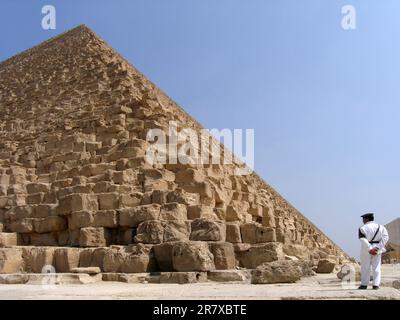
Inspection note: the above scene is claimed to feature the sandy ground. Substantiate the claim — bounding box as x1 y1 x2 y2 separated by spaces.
0 265 399 300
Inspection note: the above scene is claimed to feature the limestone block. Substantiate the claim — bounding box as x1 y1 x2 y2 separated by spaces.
79 247 107 269
235 242 284 269
163 221 191 242
26 183 50 194
33 216 67 233
79 227 110 247
71 267 101 274
240 223 276 244
98 193 120 210
159 272 207 284
153 242 175 271
58 193 98 215
93 210 118 228
112 169 136 184
120 192 142 207
190 219 226 242
208 242 236 270
54 248 80 272
316 259 336 273
151 190 168 204
207 270 250 282
282 244 310 260
0 233 18 247
29 233 58 246
0 197 9 208
119 204 160 227
22 247 56 273
68 211 93 230
134 220 164 244
187 205 216 220
160 203 187 220
226 223 242 243
9 218 34 233
251 260 309 284
167 189 200 206
175 168 205 184
172 241 215 272
226 200 250 222
103 245 156 273
0 248 23 273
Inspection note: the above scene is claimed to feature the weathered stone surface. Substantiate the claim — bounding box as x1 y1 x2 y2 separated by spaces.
226 223 242 243
33 216 67 233
68 211 93 230
21 247 56 273
79 227 110 247
187 205 216 220
71 267 101 274
54 248 80 272
102 273 149 283
119 204 160 227
190 219 226 242
160 203 187 220
0 248 23 273
58 194 98 215
0 233 18 247
153 242 175 271
98 193 120 210
134 220 164 244
120 193 142 208
235 242 284 269
251 260 313 284
78 247 107 269
282 244 310 260
207 270 250 282
103 245 156 273
93 210 118 228
316 259 336 274
172 241 215 272
134 220 190 244
0 273 30 284
240 223 276 243
208 242 236 270
158 272 207 284
26 273 102 285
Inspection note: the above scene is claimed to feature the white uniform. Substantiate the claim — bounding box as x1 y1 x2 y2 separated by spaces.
359 221 389 287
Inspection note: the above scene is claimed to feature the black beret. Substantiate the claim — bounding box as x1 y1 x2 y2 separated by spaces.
361 213 374 220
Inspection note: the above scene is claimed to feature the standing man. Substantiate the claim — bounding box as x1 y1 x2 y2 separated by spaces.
358 213 389 290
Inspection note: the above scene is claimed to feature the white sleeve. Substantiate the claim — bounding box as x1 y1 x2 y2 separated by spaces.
360 237 372 250
377 226 389 250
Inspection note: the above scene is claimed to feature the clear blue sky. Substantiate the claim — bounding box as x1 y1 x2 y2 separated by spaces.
1 1 399 257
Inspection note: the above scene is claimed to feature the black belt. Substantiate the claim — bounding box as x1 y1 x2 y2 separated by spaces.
369 225 381 245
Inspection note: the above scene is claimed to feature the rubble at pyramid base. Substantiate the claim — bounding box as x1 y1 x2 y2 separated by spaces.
0 25 349 284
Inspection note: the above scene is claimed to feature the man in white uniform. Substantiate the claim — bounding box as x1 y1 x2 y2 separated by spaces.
358 213 389 290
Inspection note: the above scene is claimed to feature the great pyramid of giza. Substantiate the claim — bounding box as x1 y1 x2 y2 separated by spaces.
0 25 348 283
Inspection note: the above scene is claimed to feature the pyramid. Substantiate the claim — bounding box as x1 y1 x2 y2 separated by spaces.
0 25 348 280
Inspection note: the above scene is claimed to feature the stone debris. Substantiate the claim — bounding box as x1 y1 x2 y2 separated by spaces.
316 258 337 274
0 25 349 284
207 270 250 282
251 260 314 284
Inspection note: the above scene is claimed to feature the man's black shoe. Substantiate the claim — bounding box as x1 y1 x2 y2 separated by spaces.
358 285 368 290
372 286 379 290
